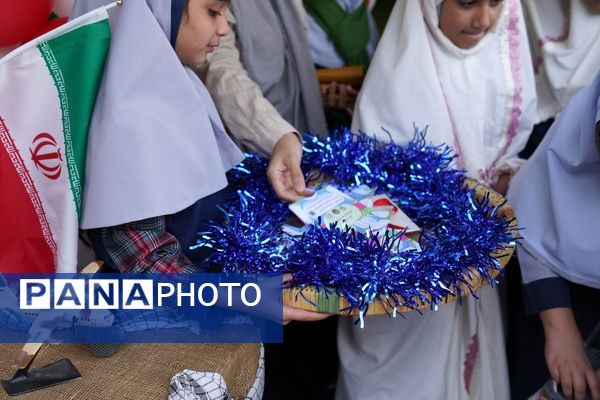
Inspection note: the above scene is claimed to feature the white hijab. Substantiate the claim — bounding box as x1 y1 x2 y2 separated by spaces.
523 0 600 122
352 0 536 185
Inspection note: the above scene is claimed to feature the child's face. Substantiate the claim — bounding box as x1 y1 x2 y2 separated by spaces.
175 0 229 65
439 0 504 49
584 0 600 13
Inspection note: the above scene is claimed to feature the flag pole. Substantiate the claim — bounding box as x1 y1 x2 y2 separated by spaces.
105 0 125 11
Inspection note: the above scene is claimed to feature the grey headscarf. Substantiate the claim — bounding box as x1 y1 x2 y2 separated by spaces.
508 72 600 288
71 0 244 229
231 0 328 136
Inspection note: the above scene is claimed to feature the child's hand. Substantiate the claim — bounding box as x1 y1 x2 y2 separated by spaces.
541 308 600 400
267 132 313 202
492 172 511 196
320 81 358 114
282 273 331 324
283 305 331 325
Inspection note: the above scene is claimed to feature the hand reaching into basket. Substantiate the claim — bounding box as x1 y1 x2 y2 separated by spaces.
267 132 314 202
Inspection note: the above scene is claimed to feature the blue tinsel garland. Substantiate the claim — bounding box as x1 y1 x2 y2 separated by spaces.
195 128 516 315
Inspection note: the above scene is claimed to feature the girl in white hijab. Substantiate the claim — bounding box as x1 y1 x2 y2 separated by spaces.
352 0 536 193
523 0 600 124
339 1 536 399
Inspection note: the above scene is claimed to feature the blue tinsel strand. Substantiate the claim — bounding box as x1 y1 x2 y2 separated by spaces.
193 191 287 274
195 129 516 314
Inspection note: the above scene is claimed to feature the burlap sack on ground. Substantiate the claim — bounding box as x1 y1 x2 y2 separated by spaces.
0 343 260 399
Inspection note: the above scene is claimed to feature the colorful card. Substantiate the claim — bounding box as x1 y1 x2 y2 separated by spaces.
289 185 421 235
288 186 354 225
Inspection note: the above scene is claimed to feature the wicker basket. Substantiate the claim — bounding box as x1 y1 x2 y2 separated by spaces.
282 179 516 316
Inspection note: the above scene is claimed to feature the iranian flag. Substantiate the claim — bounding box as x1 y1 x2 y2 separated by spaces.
0 7 111 273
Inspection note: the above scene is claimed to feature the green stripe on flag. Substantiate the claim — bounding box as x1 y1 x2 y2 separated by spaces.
38 20 110 219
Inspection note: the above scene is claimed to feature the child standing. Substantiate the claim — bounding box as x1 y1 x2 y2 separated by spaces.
71 0 328 325
72 0 245 273
340 1 536 398
508 73 600 400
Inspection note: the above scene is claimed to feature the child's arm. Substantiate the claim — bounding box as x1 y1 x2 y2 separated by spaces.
204 10 297 158
519 241 600 400
204 11 310 202
540 308 600 400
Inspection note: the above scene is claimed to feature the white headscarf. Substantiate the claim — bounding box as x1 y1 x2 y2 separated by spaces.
352 0 537 185
523 0 600 122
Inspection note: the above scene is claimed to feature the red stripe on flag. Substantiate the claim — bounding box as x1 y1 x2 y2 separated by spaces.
0 117 56 273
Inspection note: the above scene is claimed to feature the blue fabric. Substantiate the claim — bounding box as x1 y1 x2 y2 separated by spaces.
170 0 185 48
169 188 229 265
88 228 118 271
523 277 571 315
